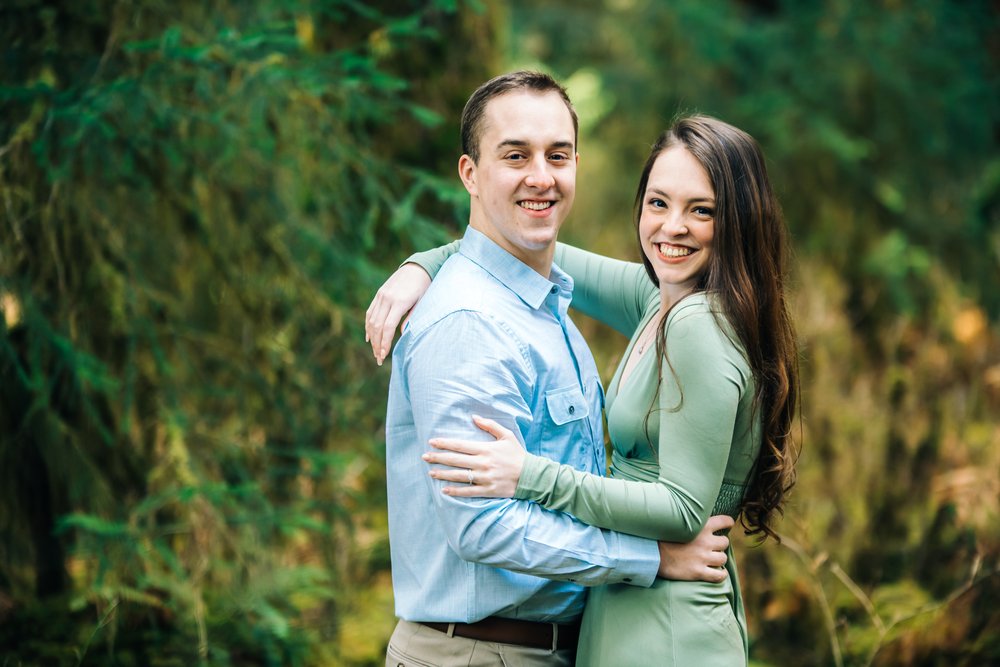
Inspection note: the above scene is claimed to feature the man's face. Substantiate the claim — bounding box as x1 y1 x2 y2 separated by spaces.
459 90 578 275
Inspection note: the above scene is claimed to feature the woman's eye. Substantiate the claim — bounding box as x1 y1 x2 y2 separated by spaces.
649 198 666 208
694 206 714 217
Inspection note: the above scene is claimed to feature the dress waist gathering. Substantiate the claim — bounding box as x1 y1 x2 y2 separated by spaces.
610 451 746 518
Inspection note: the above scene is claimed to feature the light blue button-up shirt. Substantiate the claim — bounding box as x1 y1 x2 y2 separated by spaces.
385 227 659 624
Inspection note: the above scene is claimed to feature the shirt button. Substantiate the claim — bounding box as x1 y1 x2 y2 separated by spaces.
623 577 632 583
550 285 558 294
568 405 575 415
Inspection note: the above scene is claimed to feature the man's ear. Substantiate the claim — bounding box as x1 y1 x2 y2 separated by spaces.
458 154 477 196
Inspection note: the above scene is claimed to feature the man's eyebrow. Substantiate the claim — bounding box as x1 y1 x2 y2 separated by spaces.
495 139 528 149
494 139 575 151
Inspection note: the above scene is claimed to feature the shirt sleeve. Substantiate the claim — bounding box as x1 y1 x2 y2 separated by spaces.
553 243 657 338
513 301 751 542
404 310 660 587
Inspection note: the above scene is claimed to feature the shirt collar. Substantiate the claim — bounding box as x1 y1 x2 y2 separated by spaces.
459 226 568 310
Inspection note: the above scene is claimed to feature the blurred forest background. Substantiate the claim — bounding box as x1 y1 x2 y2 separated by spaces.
1 0 998 665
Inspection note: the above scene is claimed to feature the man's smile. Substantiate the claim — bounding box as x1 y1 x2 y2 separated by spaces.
518 200 554 211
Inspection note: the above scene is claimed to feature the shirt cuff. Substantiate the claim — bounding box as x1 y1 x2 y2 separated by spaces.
609 531 660 588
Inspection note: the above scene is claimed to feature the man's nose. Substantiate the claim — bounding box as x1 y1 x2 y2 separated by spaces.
524 157 555 189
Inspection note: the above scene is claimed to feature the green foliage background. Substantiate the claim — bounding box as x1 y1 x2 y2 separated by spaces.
1 0 997 665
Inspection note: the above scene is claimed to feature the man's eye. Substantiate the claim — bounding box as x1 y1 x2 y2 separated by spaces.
549 153 568 162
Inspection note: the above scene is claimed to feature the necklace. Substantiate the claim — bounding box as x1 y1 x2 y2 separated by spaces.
636 329 655 355
635 312 665 355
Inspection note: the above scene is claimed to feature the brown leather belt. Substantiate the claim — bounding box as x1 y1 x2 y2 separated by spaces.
418 616 580 651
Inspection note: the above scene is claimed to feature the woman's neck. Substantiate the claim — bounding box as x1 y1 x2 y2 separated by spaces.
659 286 696 313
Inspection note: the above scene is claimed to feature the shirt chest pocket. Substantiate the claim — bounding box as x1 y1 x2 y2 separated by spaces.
544 385 590 425
539 384 599 470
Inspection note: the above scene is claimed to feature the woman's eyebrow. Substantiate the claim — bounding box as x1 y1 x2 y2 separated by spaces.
647 187 715 204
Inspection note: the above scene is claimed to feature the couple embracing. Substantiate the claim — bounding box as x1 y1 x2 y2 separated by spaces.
365 70 799 667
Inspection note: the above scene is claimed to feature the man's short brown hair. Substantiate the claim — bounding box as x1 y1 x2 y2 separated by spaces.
460 71 578 163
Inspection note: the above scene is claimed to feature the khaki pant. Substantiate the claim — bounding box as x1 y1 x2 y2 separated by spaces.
386 619 575 667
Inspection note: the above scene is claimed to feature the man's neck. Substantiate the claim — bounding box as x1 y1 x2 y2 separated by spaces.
468 221 555 278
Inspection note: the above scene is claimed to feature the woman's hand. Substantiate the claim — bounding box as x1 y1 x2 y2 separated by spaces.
365 263 432 365
422 416 525 498
657 514 734 582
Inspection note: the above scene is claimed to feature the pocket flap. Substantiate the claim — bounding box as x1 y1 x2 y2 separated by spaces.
544 385 590 426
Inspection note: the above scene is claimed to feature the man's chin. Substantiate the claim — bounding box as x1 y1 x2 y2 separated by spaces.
521 236 558 252
523 224 563 247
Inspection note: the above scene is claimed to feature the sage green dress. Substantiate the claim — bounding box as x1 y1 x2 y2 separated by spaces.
410 241 756 666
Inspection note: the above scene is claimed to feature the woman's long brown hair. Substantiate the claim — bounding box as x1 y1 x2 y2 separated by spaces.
635 115 800 542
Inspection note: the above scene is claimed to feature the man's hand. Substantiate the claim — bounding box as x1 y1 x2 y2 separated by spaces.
657 514 734 583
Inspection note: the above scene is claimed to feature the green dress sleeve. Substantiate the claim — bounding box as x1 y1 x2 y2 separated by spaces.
515 297 752 542
553 243 657 338
408 239 656 339
405 239 461 278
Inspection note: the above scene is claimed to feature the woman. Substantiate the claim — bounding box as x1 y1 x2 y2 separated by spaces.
367 115 799 665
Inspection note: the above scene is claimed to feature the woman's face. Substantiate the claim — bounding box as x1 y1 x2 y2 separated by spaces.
638 145 716 307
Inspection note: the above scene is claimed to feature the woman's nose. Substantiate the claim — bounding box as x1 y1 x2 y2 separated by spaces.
665 214 689 236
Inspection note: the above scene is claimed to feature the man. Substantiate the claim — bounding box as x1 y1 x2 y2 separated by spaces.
377 71 730 667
